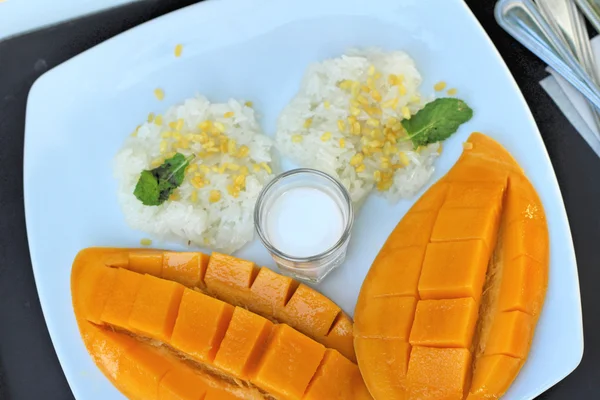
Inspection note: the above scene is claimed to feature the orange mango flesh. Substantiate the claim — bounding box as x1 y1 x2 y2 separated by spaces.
100 268 143 330
72 248 371 400
354 133 549 399
92 248 355 362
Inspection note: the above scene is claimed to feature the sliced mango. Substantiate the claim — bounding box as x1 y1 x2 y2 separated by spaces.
214 307 273 379
158 367 208 400
354 133 548 400
409 298 478 348
118 343 171 400
251 324 326 400
354 296 416 339
362 246 426 298
170 288 234 362
204 252 258 305
249 266 299 318
467 355 522 400
354 337 410 400
406 347 472 400
386 211 439 249
304 349 372 400
128 274 184 342
320 315 356 363
281 284 341 339
484 311 534 358
162 251 208 288
129 251 163 276
418 240 489 300
497 255 546 316
101 267 143 330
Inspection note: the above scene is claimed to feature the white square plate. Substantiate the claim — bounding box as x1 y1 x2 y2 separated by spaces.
24 0 583 398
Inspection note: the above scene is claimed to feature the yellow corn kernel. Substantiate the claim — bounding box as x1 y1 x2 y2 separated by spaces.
207 147 220 153
190 190 198 203
161 131 172 139
152 115 163 126
367 77 375 89
337 119 346 132
227 139 237 154
198 120 212 131
151 157 164 167
154 88 165 101
386 117 398 127
347 115 356 125
211 166 219 172
339 138 346 148
438 143 443 154
338 80 353 90
321 132 332 142
371 128 382 138
361 84 371 93
370 140 383 148
252 164 261 172
260 162 272 174
227 163 240 171
174 44 183 57
463 142 474 150
381 98 396 109
245 101 253 107
447 88 458 96
140 238 152 246
186 163 198 174
224 111 235 118
374 170 382 182
209 190 221 203
401 106 411 120
350 99 360 108
357 95 369 106
220 140 228 153
368 65 376 76
237 145 250 158
398 84 407 96
235 174 246 187
324 100 331 109
147 112 155 123
399 151 410 166
159 140 168 153
353 121 361 135
351 81 360 97
240 166 249 175
367 118 380 128
199 165 210 174
174 119 183 132
304 118 313 129
410 95 421 103
374 72 382 80
387 133 397 143
371 90 382 102
434 81 447 91
355 164 366 173
350 106 361 116
169 191 180 201
350 153 364 166
178 139 190 150
214 121 225 132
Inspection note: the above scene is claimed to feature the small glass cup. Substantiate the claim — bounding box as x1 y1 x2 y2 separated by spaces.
254 168 354 283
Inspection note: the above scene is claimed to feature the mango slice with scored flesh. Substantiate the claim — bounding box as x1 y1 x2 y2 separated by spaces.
354 133 549 399
102 249 355 362
71 248 371 400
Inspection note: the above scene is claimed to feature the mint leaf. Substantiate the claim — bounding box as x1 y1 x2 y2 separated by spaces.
133 153 194 206
401 98 473 148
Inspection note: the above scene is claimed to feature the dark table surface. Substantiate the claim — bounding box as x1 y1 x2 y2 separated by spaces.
0 0 598 399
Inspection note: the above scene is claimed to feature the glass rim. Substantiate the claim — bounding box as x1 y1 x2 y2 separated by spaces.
254 168 354 264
